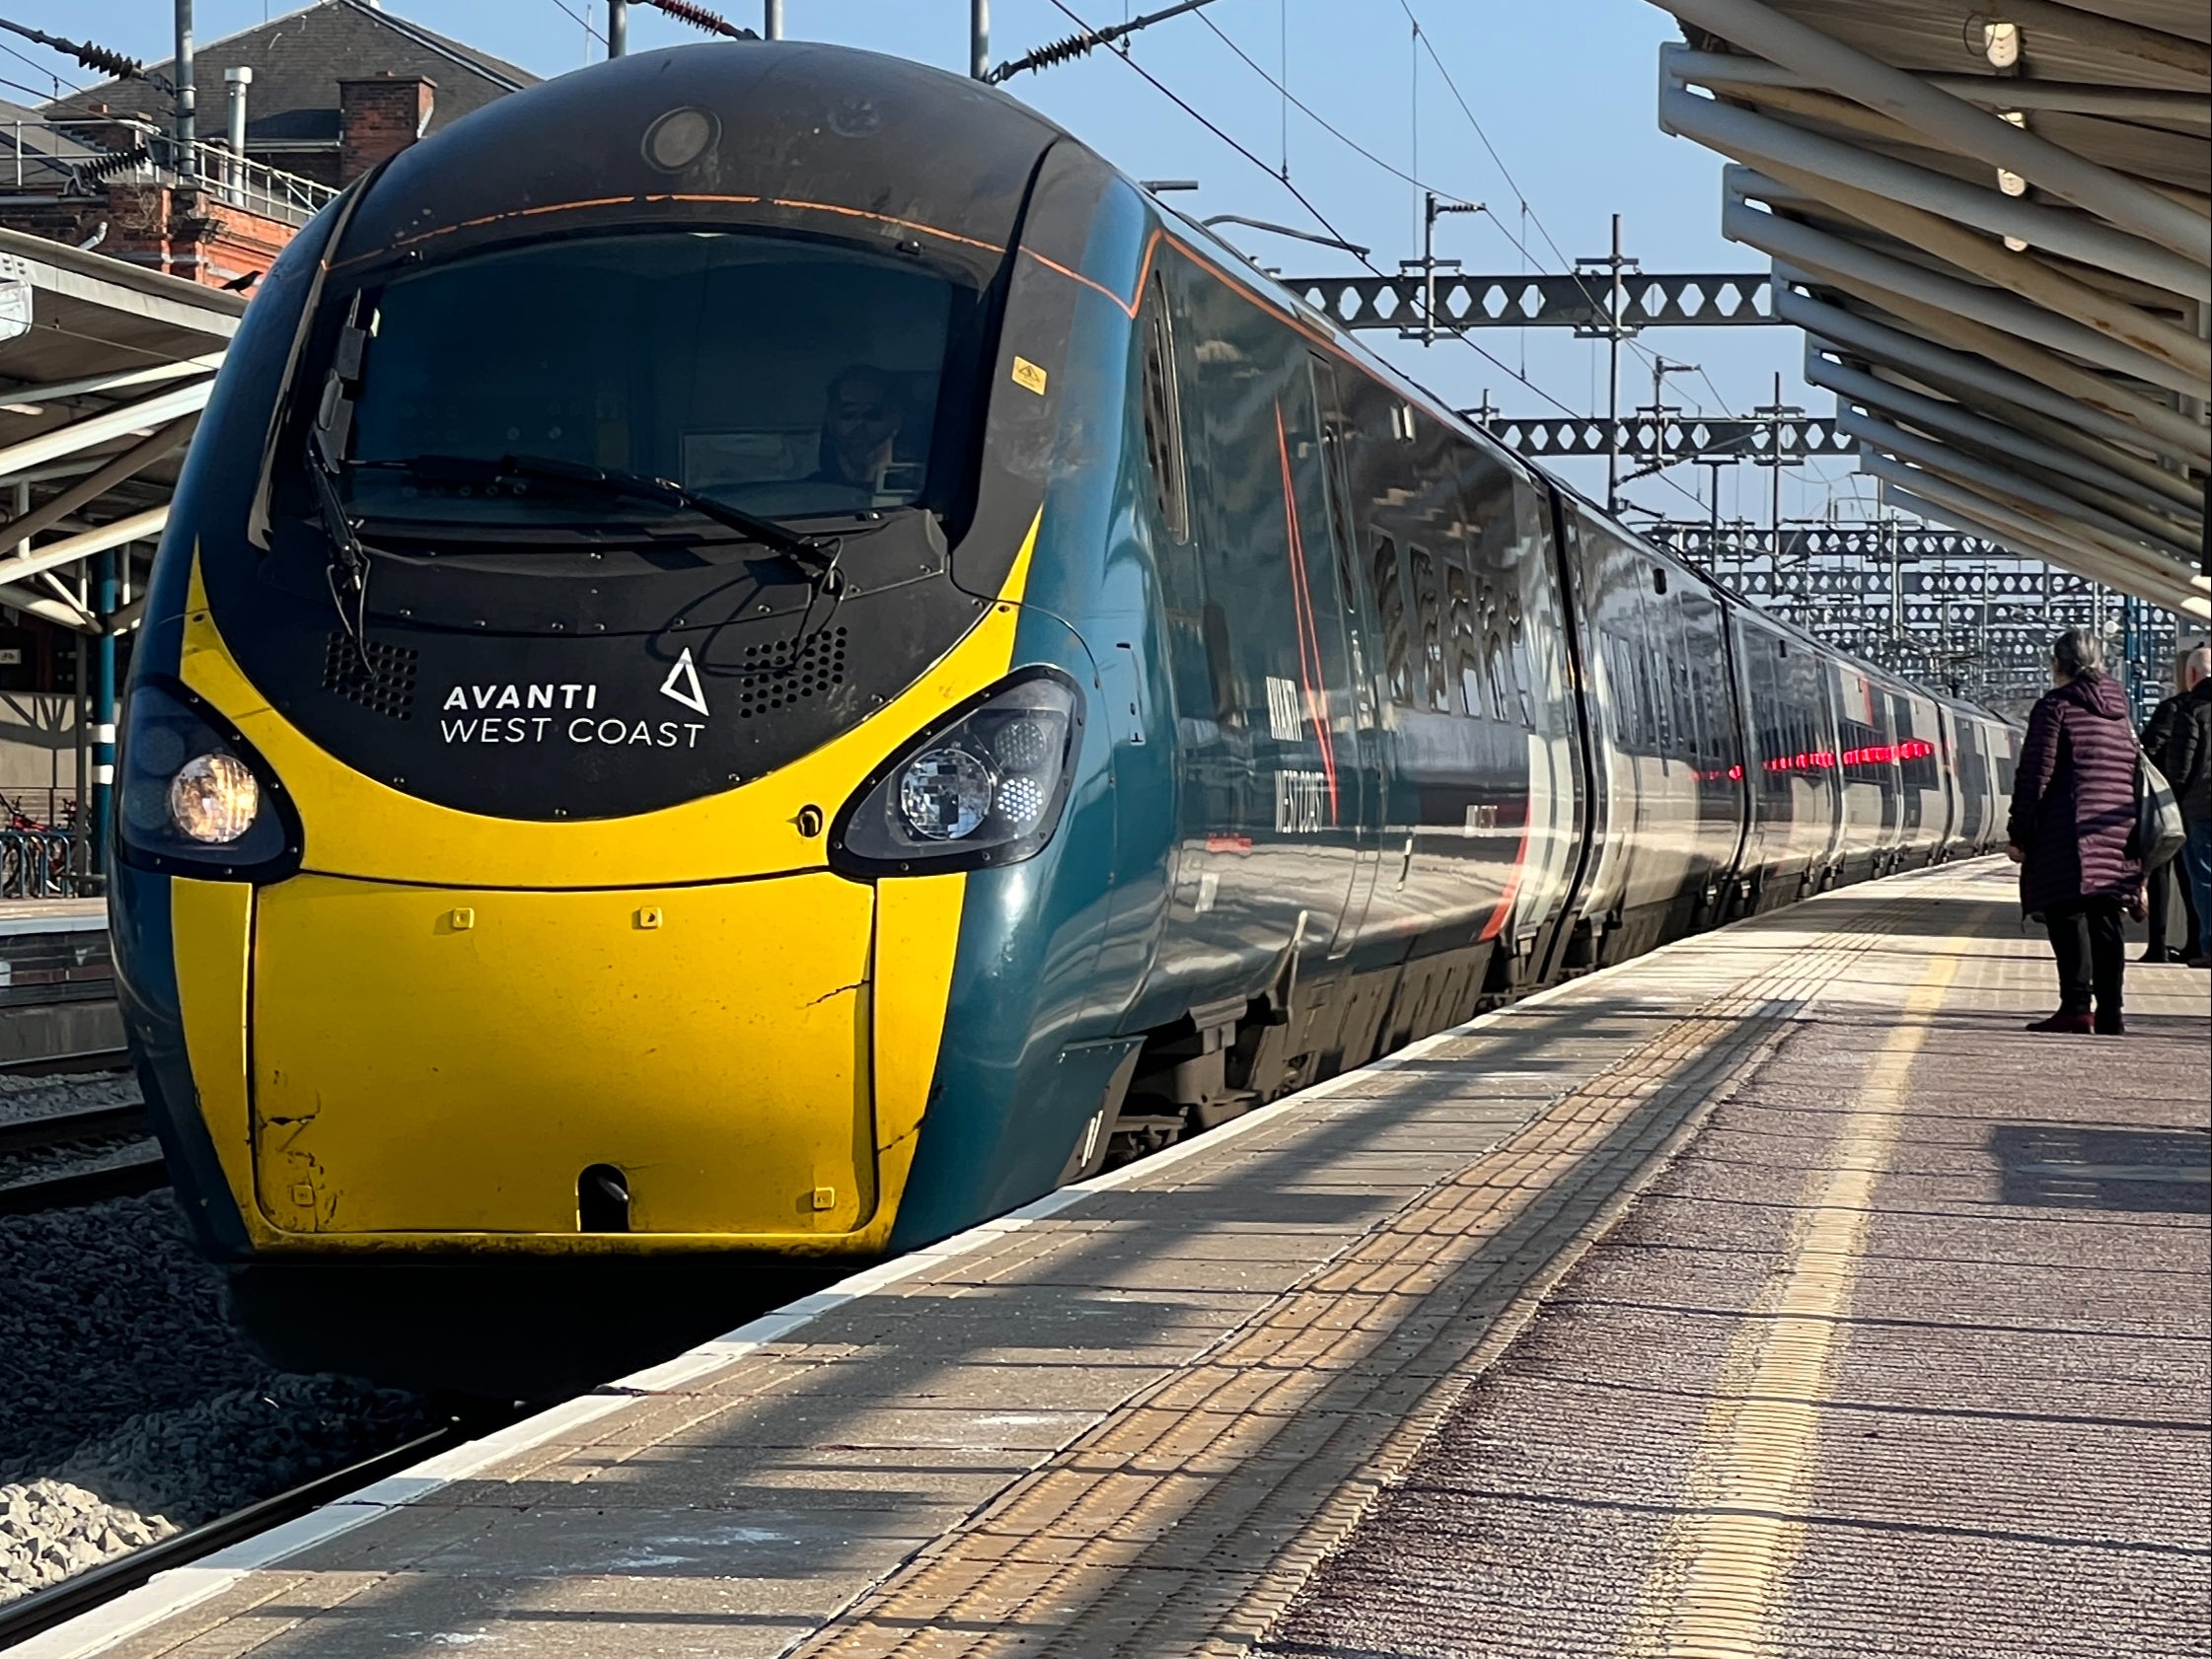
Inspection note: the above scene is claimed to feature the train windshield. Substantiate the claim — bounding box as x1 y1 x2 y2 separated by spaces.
335 230 979 531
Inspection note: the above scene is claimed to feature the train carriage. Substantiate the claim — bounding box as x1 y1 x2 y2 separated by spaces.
109 41 2019 1389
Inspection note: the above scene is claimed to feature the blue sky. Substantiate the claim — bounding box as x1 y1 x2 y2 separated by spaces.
21 2 1874 528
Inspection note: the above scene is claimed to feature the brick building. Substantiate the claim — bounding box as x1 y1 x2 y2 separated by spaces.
5 0 535 286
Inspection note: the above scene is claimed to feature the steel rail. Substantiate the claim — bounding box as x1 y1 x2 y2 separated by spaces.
0 1148 168 1217
0 1046 133 1078
0 1102 146 1158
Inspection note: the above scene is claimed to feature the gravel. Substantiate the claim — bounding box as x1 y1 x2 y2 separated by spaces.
0 1483 176 1599
0 1094 434 1608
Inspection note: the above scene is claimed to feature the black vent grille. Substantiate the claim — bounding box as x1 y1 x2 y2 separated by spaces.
323 634 418 720
733 626 847 719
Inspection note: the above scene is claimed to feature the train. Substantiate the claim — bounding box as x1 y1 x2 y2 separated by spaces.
110 41 2018 1389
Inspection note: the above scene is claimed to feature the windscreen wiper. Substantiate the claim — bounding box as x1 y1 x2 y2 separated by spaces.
307 435 376 655
370 453 842 581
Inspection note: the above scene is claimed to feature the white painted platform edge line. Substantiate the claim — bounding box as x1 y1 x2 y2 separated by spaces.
0 910 110 937
11 1395 644 1656
31 861 1985 1657
5 1567 251 1659
398 1396 633 1483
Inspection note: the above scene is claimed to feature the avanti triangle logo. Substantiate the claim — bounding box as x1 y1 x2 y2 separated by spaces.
659 647 709 716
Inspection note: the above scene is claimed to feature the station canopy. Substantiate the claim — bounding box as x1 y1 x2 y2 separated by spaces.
1648 0 2209 625
0 226 243 634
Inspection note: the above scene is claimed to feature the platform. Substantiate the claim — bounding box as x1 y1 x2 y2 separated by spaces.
26 859 2210 1659
0 900 117 1064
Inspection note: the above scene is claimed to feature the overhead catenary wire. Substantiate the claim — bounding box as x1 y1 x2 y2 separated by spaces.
1190 8 1687 387
1385 4 1737 511
990 0 1220 86
1042 0 1733 519
0 70 71 104
1160 2 1716 514
0 36 86 98
1393 0 1737 422
1040 0 1594 430
545 0 607 47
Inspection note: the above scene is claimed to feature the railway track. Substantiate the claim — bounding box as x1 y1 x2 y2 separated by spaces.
0 1416 502 1646
0 1150 170 1217
0 1066 167 1217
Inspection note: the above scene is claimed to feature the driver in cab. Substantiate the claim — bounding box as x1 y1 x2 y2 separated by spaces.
812 366 903 493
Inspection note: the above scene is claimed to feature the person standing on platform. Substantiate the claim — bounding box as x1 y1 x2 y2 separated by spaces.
2140 646 2204 964
2006 627 2142 1035
2166 643 2212 969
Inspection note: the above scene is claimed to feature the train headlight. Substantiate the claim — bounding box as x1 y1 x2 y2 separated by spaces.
116 678 299 879
168 755 260 844
898 748 995 841
832 670 1083 875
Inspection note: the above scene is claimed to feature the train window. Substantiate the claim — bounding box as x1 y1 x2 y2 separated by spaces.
1306 356 1361 612
1408 545 1451 711
1486 614 1512 726
1653 565 1668 596
1502 575 1533 728
1608 631 1645 750
1202 602 1239 728
1371 535 1413 704
1443 558 1485 718
1139 281 1190 543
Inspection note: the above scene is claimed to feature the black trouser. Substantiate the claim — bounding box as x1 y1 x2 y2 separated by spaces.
2145 858 2199 957
2044 898 2125 1018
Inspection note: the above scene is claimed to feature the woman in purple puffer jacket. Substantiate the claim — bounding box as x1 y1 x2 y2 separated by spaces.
2006 628 2144 1035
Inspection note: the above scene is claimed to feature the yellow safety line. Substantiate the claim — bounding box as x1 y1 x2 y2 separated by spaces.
1620 953 1958 1659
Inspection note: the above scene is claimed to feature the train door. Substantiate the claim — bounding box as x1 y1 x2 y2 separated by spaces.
1326 378 1470 955
1535 500 1610 979
1496 473 1584 981
1835 661 1884 880
1155 258 1374 1011
1678 578 1742 916
1136 255 1352 1023
1556 505 1633 956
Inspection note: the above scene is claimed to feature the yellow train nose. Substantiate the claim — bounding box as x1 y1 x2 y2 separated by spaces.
248 874 877 1240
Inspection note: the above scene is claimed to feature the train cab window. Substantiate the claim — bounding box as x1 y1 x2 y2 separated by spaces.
1139 281 1190 543
1408 545 1451 711
1371 535 1413 705
1652 565 1668 596
335 229 982 528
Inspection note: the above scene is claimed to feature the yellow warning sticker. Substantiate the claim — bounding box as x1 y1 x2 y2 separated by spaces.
1010 356 1049 396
